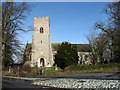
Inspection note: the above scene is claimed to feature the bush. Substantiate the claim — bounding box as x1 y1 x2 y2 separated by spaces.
30 66 37 70
65 63 120 73
55 42 78 69
22 64 31 72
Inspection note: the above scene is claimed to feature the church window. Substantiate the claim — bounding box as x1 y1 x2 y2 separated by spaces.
40 27 43 33
85 55 88 61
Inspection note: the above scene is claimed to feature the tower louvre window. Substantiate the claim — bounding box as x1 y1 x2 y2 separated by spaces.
40 27 43 33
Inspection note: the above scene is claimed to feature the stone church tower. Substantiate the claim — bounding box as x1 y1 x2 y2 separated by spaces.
31 17 54 67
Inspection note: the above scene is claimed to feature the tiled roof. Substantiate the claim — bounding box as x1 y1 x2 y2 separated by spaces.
52 43 91 52
25 43 91 52
75 44 91 52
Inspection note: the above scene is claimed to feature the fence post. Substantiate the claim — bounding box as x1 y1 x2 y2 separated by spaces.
36 62 38 75
18 66 20 76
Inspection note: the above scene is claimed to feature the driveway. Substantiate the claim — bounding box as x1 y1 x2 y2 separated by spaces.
2 78 68 90
35 71 120 80
2 71 120 89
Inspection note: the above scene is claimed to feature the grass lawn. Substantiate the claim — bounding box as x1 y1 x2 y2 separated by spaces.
2 63 119 77
42 63 119 76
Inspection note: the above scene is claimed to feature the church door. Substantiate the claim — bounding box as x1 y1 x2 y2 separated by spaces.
40 58 44 67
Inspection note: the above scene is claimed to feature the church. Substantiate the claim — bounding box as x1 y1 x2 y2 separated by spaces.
23 17 92 68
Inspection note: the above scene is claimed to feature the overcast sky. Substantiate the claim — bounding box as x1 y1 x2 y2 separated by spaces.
18 2 111 45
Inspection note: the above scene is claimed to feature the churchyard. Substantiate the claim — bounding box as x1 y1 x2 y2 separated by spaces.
2 63 119 77
2 61 120 89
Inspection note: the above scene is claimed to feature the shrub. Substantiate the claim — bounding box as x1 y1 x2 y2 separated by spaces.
22 64 31 72
65 63 120 73
55 42 78 69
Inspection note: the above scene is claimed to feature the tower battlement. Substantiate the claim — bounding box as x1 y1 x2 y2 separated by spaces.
32 17 54 67
34 17 49 20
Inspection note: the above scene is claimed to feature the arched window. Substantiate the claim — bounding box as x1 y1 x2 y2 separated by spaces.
40 27 43 33
85 55 88 61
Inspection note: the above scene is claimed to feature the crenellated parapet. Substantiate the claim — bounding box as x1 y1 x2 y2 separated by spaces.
34 17 49 20
32 16 54 67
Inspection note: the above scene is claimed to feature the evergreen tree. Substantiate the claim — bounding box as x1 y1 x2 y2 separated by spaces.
54 42 78 69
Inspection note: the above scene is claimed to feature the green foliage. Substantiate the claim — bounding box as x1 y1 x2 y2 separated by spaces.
42 66 62 75
54 42 79 69
27 44 32 52
66 63 119 73
44 66 62 71
23 43 32 63
52 43 61 51
30 66 37 70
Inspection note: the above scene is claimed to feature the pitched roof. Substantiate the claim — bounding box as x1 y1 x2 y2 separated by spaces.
52 43 91 52
25 43 91 52
75 44 91 52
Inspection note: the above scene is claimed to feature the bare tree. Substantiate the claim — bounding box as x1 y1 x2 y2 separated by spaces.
96 2 120 63
86 27 99 64
95 33 108 64
2 2 31 66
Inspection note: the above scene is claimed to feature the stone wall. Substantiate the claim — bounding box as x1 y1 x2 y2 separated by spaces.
31 17 54 67
78 52 92 65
